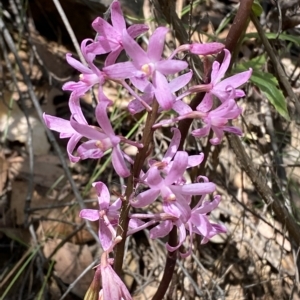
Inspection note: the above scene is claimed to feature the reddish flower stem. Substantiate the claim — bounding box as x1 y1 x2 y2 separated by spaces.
114 101 159 275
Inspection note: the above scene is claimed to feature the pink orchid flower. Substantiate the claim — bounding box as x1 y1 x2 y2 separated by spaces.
129 183 224 257
145 128 204 182
45 92 134 177
168 42 225 59
70 94 132 177
195 49 252 112
89 0 148 66
131 150 216 222
182 194 226 256
99 253 132 300
128 71 193 114
192 98 243 145
63 39 106 96
79 182 121 251
86 252 132 300
103 27 188 110
43 93 87 162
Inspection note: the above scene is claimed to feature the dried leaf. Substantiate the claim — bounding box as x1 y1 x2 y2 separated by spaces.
43 239 94 298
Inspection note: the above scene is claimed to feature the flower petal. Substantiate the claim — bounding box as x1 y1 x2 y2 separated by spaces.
216 68 252 92
62 81 90 96
192 124 211 138
147 27 168 62
66 53 91 74
172 100 193 115
166 221 186 252
128 96 151 114
163 128 181 163
165 151 188 185
103 61 137 79
168 71 193 92
187 153 204 168
99 219 113 251
77 140 104 160
127 24 149 38
112 145 131 178
210 127 224 145
212 49 231 84
122 29 148 66
92 17 118 43
94 102 111 133
104 47 123 66
191 214 212 238
150 220 173 239
92 181 110 209
146 166 164 187
101 264 132 300
223 125 242 135
156 60 188 75
70 116 106 140
67 134 82 162
69 93 88 124
189 42 224 55
131 189 160 208
79 209 99 221
152 71 175 110
179 182 216 195
196 92 213 112
195 195 221 214
110 0 126 32
43 113 75 136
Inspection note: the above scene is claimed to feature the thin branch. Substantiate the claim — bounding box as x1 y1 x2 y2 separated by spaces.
51 0 85 64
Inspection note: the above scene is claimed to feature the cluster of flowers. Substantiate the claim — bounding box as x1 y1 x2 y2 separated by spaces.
43 0 252 298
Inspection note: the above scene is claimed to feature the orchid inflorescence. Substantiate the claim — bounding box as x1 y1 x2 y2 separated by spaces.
43 0 252 298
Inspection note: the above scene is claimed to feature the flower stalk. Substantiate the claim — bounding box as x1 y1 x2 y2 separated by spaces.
42 0 254 298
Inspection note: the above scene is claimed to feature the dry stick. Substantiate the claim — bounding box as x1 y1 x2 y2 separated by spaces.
250 12 300 118
114 101 159 275
51 0 85 64
0 17 99 244
151 1 255 299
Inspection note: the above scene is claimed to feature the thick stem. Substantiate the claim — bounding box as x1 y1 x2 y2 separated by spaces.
152 227 177 300
114 101 159 275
